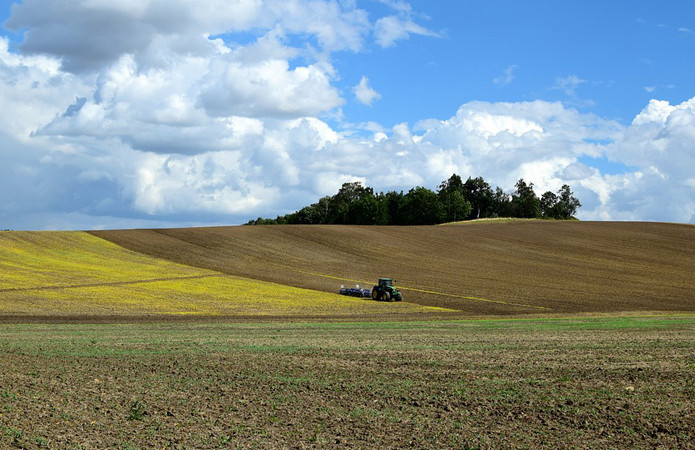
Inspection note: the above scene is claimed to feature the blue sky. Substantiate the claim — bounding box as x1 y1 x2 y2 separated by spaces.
0 0 694 229
337 0 695 126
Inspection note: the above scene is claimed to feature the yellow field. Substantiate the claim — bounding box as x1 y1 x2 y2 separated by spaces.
0 232 453 316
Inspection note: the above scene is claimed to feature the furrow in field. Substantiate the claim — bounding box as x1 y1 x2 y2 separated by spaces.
90 221 695 315
0 231 456 318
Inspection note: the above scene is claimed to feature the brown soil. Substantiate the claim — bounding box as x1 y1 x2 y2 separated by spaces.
1 318 693 449
90 221 695 316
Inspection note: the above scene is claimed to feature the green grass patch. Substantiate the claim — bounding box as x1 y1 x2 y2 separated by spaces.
1 316 694 448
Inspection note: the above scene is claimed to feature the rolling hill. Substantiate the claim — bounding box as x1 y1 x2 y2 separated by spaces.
0 231 449 319
90 220 695 316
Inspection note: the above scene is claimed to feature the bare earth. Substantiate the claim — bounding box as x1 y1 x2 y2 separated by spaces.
1 318 693 449
1 222 694 448
91 221 695 317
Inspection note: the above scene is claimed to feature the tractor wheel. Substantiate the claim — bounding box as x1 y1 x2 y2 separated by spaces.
395 293 402 302
382 291 392 302
372 288 379 300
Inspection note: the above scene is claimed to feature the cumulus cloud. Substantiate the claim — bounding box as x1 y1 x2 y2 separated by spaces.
596 98 695 222
1 2 694 229
353 76 381 106
5 0 372 72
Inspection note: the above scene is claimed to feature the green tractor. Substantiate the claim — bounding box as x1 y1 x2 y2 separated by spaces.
371 278 403 302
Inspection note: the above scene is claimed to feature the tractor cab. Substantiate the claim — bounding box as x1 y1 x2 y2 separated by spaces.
372 278 402 302
378 278 393 287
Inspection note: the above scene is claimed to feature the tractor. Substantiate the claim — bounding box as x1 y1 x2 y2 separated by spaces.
371 278 402 302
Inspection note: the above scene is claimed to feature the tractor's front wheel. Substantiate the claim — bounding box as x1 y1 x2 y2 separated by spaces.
394 293 402 302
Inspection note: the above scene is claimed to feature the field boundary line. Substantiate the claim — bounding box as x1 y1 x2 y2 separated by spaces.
0 274 227 293
297 270 551 311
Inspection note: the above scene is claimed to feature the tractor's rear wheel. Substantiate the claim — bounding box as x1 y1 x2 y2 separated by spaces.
372 288 379 300
382 291 392 302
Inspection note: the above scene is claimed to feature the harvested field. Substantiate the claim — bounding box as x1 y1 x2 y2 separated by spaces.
92 221 695 316
1 317 693 448
0 231 451 318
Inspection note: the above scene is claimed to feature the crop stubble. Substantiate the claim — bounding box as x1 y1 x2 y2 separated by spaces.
0 317 693 448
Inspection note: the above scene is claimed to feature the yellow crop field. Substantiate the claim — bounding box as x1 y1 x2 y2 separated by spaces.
0 231 210 289
0 231 454 316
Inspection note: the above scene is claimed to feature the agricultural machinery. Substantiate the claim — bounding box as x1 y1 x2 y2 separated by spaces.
371 278 402 302
339 285 371 297
339 278 403 302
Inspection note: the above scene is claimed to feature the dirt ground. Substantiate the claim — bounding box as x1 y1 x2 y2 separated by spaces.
1 317 693 448
91 221 695 316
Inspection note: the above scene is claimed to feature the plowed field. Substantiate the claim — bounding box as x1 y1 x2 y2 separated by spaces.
2 222 694 448
92 221 695 316
0 231 450 319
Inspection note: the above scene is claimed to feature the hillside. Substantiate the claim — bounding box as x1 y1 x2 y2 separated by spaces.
91 221 695 315
0 231 448 318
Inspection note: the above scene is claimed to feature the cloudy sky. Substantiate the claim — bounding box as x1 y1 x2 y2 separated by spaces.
1 0 694 230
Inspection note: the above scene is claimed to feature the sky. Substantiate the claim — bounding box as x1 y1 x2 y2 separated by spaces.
1 0 694 230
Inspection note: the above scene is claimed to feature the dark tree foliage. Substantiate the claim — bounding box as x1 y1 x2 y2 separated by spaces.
384 191 405 225
246 175 581 225
401 186 446 225
462 176 494 219
491 187 513 218
540 191 559 219
438 174 471 222
512 179 541 219
541 184 581 219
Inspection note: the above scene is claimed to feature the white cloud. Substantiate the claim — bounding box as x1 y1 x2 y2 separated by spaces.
373 0 439 47
199 58 343 118
374 15 439 47
5 0 372 72
1 3 694 229
554 75 587 96
493 65 517 86
594 97 695 222
353 76 382 106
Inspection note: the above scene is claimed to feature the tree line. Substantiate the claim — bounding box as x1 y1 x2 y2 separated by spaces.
246 174 581 226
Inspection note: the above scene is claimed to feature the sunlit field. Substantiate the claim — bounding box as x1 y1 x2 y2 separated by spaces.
0 232 452 317
1 317 693 448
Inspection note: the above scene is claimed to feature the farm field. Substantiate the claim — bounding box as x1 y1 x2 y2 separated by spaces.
1 222 693 447
1 316 693 448
91 221 695 316
0 231 451 319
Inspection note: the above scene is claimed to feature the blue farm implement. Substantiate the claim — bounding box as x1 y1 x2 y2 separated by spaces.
339 285 371 298
339 278 403 302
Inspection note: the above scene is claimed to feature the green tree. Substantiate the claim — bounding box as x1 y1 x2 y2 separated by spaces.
512 179 541 218
490 187 512 217
330 182 371 224
384 191 405 224
401 186 445 225
373 193 390 225
463 176 494 219
540 191 559 219
438 174 471 222
351 189 379 224
555 184 581 219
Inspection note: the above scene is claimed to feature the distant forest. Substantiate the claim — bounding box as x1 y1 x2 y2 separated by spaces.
246 174 581 226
